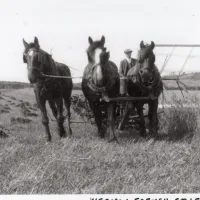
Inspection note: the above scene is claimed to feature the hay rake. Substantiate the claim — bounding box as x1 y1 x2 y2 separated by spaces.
43 43 200 131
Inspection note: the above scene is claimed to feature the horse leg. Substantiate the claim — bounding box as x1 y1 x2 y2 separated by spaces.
136 103 146 137
107 102 117 142
148 99 159 136
48 99 57 119
34 87 51 141
63 96 72 136
37 98 51 141
89 101 103 138
54 97 66 138
118 102 130 130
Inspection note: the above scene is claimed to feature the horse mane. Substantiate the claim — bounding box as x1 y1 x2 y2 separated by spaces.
38 48 59 76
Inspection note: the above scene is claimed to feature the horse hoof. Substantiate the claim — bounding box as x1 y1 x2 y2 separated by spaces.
46 135 52 142
59 131 66 138
139 129 147 137
67 132 72 138
141 133 147 138
98 131 105 138
99 135 104 139
68 128 72 136
108 137 118 143
149 128 158 137
62 134 67 138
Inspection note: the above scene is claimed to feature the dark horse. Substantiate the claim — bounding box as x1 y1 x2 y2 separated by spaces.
22 37 73 141
82 36 120 142
127 41 163 136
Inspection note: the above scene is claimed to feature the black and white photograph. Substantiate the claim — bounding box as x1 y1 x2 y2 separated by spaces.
0 0 200 196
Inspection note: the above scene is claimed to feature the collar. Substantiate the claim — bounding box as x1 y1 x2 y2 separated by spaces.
125 57 132 64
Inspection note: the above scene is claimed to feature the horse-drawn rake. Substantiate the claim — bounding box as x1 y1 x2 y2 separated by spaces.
44 43 199 136
70 94 95 124
71 93 162 133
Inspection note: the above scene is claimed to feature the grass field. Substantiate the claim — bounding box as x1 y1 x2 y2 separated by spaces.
0 88 200 194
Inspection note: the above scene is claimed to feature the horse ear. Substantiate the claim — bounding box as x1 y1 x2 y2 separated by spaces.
140 41 145 49
106 51 110 60
23 39 28 49
88 36 93 45
23 55 27 63
23 52 27 63
151 41 155 50
100 36 105 46
34 37 40 48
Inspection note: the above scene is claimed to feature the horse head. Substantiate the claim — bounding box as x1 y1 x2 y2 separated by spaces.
22 37 47 84
137 41 156 85
87 36 110 88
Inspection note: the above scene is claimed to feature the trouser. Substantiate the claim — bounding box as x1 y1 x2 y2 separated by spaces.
120 78 128 95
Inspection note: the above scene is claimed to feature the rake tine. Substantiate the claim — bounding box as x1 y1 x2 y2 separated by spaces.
162 82 168 90
179 47 194 76
160 54 169 74
161 46 176 74
175 48 193 99
178 80 188 93
176 79 185 98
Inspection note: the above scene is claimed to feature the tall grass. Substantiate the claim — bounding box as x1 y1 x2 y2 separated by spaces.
160 94 199 141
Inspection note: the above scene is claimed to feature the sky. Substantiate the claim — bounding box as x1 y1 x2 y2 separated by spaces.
1 0 200 83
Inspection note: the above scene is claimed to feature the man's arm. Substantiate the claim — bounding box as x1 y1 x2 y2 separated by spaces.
132 58 137 66
119 60 125 77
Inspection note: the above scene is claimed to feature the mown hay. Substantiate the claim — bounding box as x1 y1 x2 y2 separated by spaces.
11 117 32 124
0 109 10 114
0 96 5 100
0 125 9 138
20 102 38 117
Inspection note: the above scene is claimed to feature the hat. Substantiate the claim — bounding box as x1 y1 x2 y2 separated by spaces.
124 49 132 54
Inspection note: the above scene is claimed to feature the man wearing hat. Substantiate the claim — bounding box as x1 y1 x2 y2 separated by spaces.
119 49 137 96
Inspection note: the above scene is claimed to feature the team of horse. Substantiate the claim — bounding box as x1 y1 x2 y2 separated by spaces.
22 36 163 142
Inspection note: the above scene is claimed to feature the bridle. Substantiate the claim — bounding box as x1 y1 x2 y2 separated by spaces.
23 48 44 74
135 59 157 93
138 66 156 85
137 49 156 86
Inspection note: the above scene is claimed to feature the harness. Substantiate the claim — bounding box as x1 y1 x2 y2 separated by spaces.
86 63 117 95
131 63 162 99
